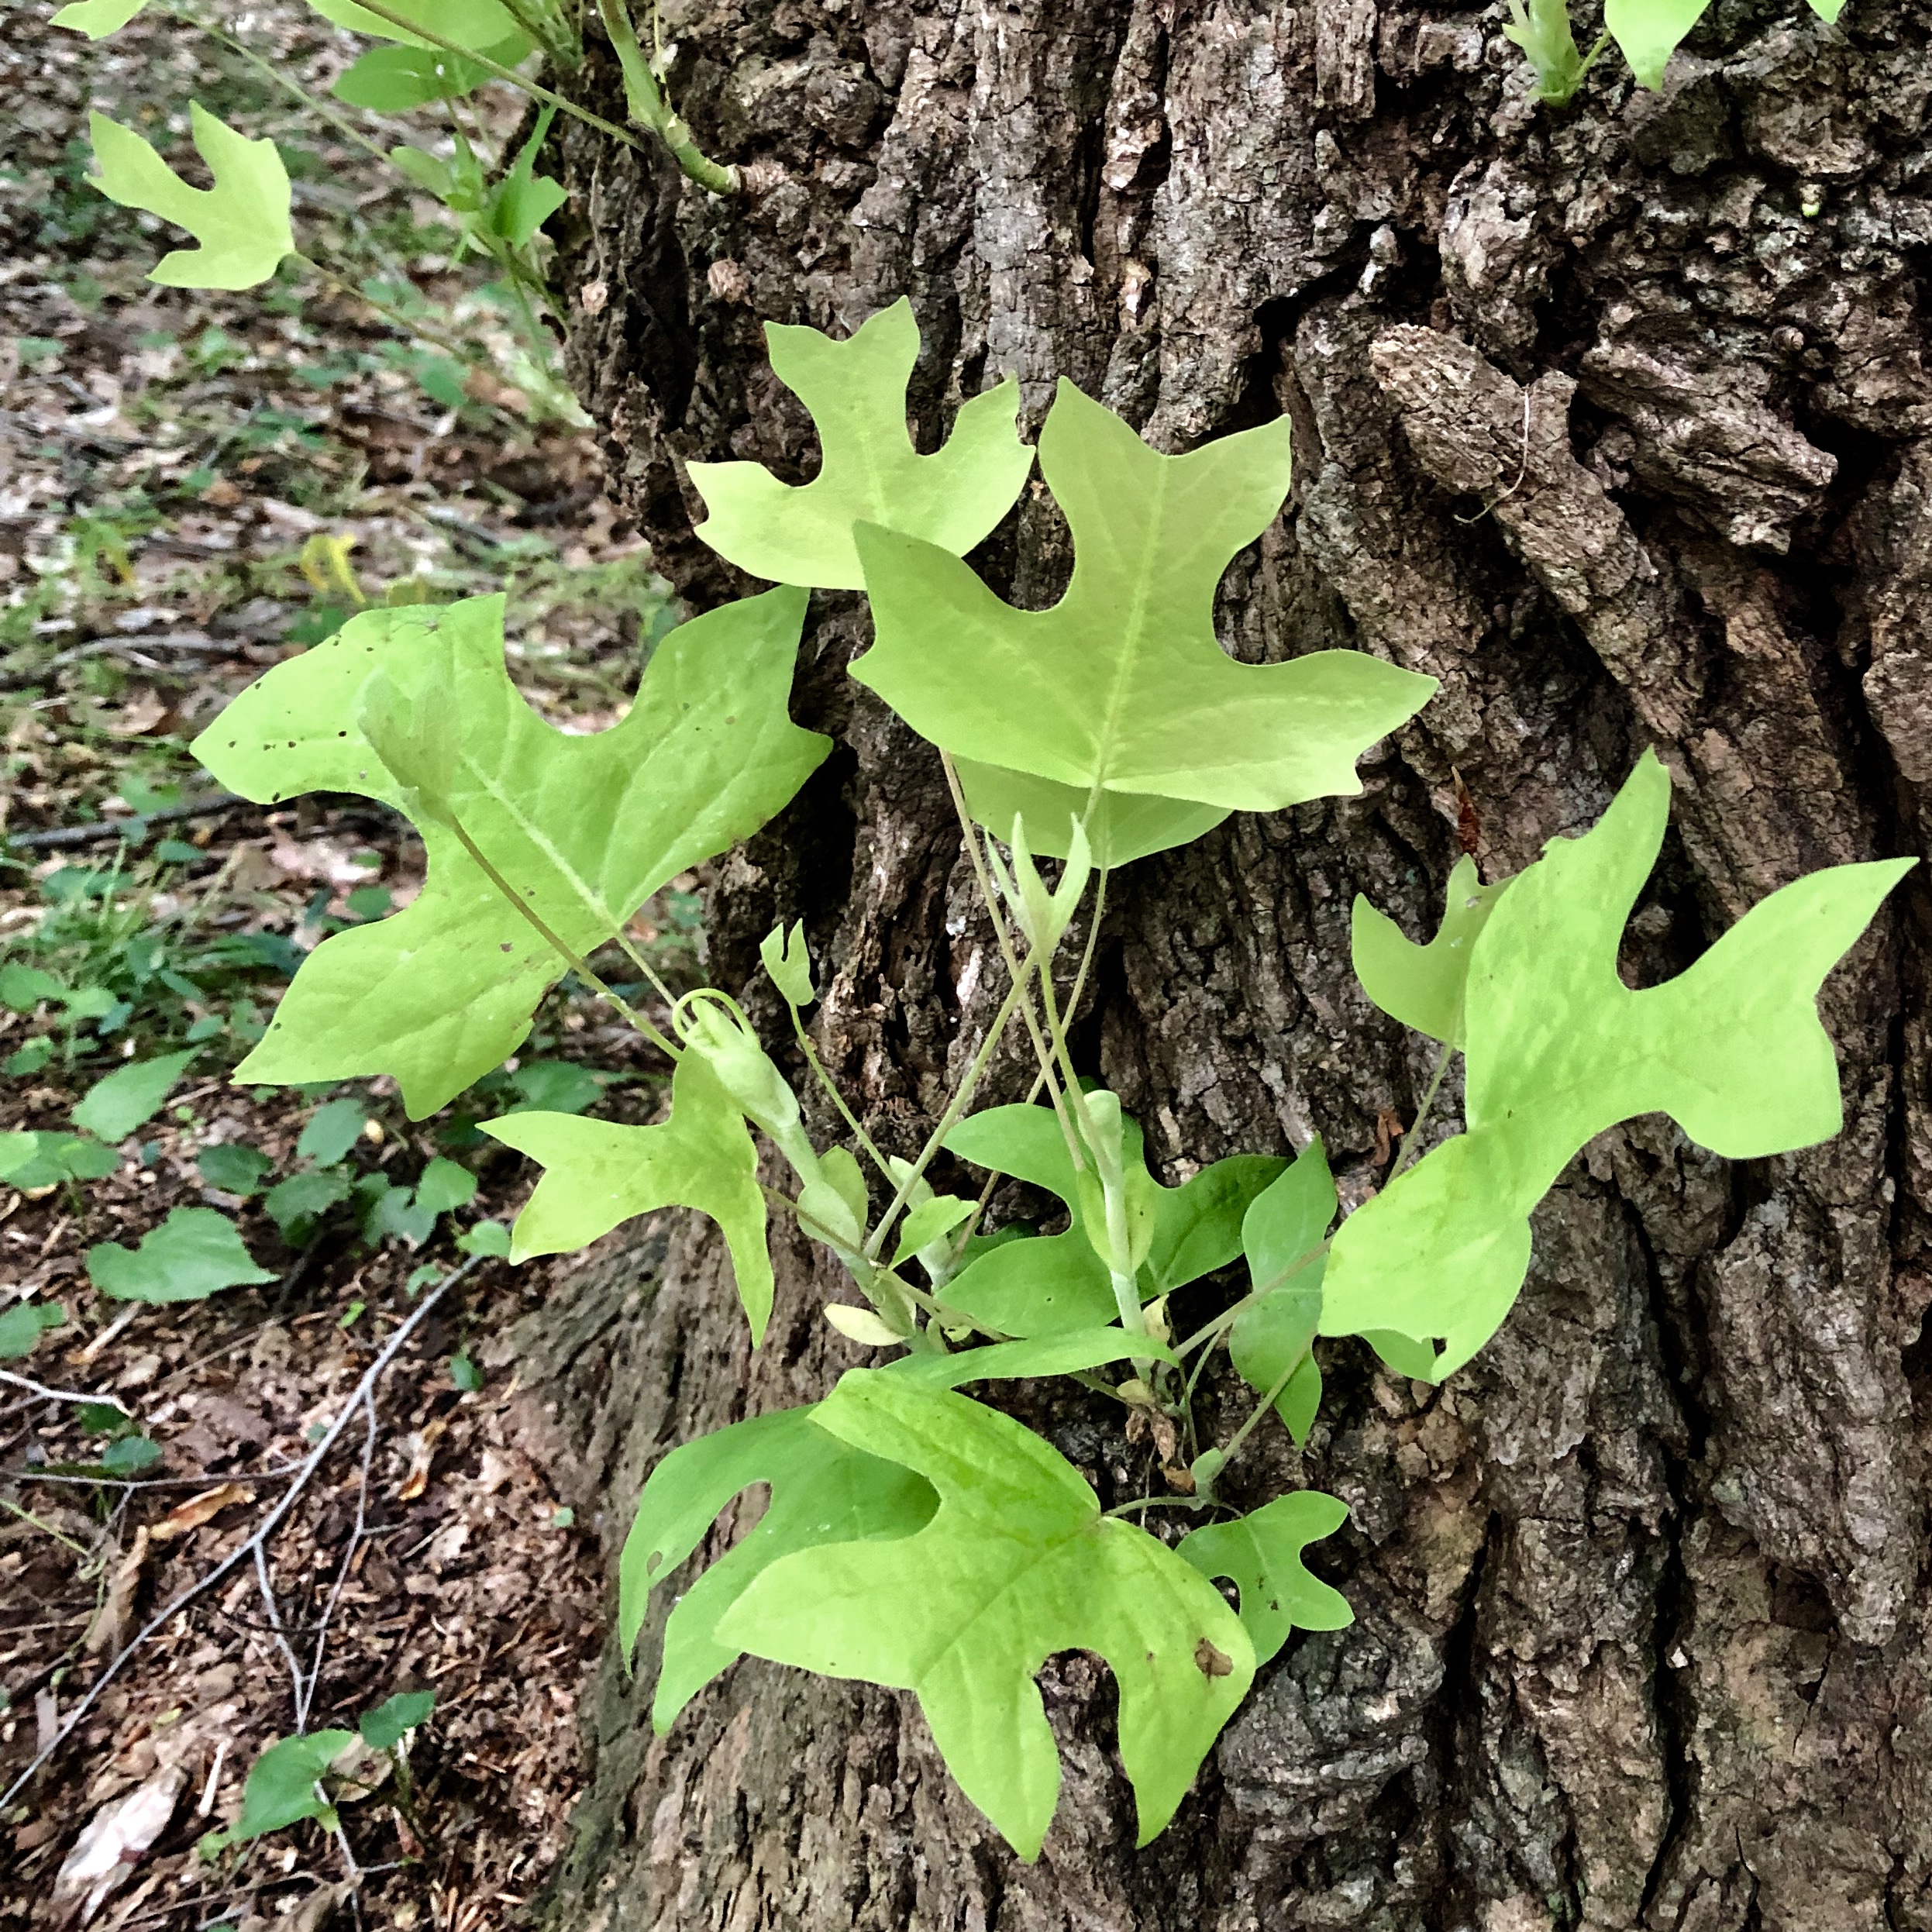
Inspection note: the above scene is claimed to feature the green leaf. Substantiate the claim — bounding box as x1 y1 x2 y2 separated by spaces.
1226 1139 1334 1441
882 1327 1179 1389
1603 0 1710 88
719 1371 1254 1858
198 1145 274 1195
263 1169 353 1238
483 1052 775 1339
193 591 828 1115
953 760 1229 869
413 1156 476 1217
360 1690 435 1751
308 0 523 50
332 38 525 108
505 1060 604 1114
850 382 1435 827
88 1207 276 1303
297 1097 368 1166
456 1217 511 1256
71 1049 198 1143
1177 1493 1353 1666
1352 856 1512 1048
449 1351 483 1390
222 1731 356 1844
52 0 150 36
0 963 64 1011
892 1193 974 1266
102 1434 162 1474
0 1131 119 1188
689 299 1035 591
481 107 565 250
1322 752 1914 1377
88 104 294 291
759 920 814 1007
0 1303 64 1360
620 1403 936 1729
1143 1153 1290 1297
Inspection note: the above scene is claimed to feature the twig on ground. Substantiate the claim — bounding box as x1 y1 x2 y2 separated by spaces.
0 1262 478 1809
0 1368 129 1411
3 791 245 851
298 1385 377 1733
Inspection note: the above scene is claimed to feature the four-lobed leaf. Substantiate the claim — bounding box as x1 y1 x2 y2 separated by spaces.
689 299 1035 592
1178 1493 1353 1665
852 381 1436 859
718 1371 1255 1858
192 591 828 1115
483 1055 776 1338
87 1207 275 1304
1352 856 1511 1049
88 104 294 291
1323 752 1913 1376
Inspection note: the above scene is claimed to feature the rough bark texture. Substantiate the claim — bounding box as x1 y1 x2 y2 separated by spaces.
511 5 1932 1926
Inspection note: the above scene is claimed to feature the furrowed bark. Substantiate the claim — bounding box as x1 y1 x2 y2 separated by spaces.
517 5 1932 1925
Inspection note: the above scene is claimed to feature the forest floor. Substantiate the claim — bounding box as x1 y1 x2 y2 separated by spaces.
2 10 676 1927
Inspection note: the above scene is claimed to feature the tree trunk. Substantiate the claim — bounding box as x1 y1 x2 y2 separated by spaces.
520 5 1932 1926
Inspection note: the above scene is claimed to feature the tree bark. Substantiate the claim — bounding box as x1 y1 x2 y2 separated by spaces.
519 5 1932 1926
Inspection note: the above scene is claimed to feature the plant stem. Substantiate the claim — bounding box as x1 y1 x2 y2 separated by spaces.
291 253 482 366
787 1006 895 1183
593 0 739 193
1215 1346 1308 1478
1387 1041 1453 1186
1101 1494 1205 1520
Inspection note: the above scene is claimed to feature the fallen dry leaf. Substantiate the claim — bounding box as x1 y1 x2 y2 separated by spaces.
102 689 173 737
396 1416 447 1503
51 1764 184 1927
84 1527 148 1658
149 1482 253 1544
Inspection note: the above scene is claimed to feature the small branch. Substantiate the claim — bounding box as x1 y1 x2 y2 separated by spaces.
3 793 242 852
0 1369 129 1411
0 1264 477 1810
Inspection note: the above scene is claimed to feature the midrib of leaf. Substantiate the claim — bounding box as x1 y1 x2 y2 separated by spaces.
463 746 628 937
1086 460 1169 801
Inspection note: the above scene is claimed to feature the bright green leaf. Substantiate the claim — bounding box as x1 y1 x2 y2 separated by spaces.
1323 752 1914 1377
360 1690 435 1751
88 104 294 291
308 0 522 51
263 1169 353 1237
954 760 1230 869
223 1731 356 1844
719 1371 1254 1858
689 299 1035 591
88 1207 276 1303
892 1193 974 1266
1226 1138 1334 1441
481 107 565 250
0 1131 119 1188
193 591 826 1115
882 1327 1179 1389
851 382 1435 828
759 920 814 1007
483 1053 775 1339
456 1218 511 1256
1177 1493 1352 1665
198 1145 274 1195
332 38 525 108
1143 1153 1289 1297
71 1049 198 1144
620 1403 936 1729
0 964 64 1011
0 1303 64 1360
1603 0 1711 88
52 0 150 36
1352 856 1512 1048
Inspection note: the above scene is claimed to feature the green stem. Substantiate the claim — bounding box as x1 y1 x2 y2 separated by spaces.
1387 1041 1453 1186
291 253 480 365
787 1007 896 1183
1215 1345 1309 1478
593 0 739 194
1101 1494 1206 1520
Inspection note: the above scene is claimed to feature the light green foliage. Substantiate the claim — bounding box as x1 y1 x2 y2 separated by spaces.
759 920 815 1007
883 1328 1180 1389
193 591 827 1114
1502 0 1600 103
0 1303 64 1360
360 1689 436 1751
87 1207 275 1303
987 817 1092 957
208 1731 355 1850
852 381 1435 852
718 1371 1254 1858
952 763 1229 869
51 0 149 39
309 0 523 50
1352 856 1511 1049
88 105 294 291
1603 0 1711 87
1178 1494 1353 1665
892 1193 974 1265
0 964 64 1011
0 1131 119 1188
1324 753 1912 1376
483 1054 774 1338
620 1403 937 1729
333 39 526 108
478 109 567 251
297 1098 369 1166
71 1049 198 1144
1230 1139 1334 1443
458 1218 512 1256
689 300 1035 592
942 1101 1283 1334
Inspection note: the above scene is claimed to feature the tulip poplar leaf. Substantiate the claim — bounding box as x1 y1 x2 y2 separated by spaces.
718 1372 1255 1859
1323 752 1913 1376
482 1055 775 1339
192 591 827 1115
1178 1493 1353 1665
852 381 1435 816
689 299 1035 591
1352 856 1513 1048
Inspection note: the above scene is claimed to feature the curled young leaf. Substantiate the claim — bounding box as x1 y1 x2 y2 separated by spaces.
689 299 1035 591
1323 751 1914 1377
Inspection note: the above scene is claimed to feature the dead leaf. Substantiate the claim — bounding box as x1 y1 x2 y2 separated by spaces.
1373 1107 1405 1166
149 1483 251 1544
396 1416 446 1503
84 1527 148 1658
52 1764 184 1926
103 689 172 737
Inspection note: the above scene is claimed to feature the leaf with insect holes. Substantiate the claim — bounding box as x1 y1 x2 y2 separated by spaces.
1352 856 1512 1049
1322 752 1914 1378
51 0 150 38
88 105 294 291
852 383 1435 842
1229 1138 1334 1445
688 299 1035 592
482 1053 774 1338
941 1102 1284 1336
718 1370 1253 1859
192 591 827 1115
87 1207 275 1303
309 0 525 50
1177 1493 1353 1666
71 1050 197 1144
621 1402 937 1730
